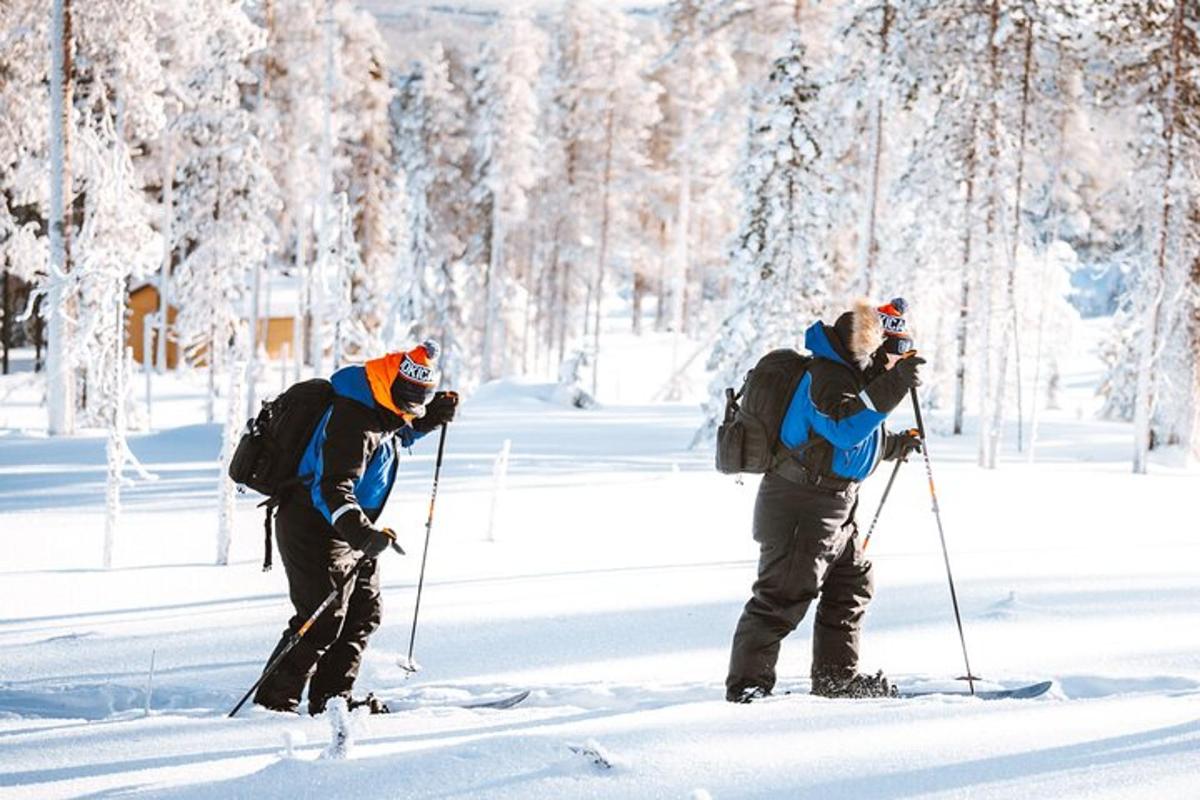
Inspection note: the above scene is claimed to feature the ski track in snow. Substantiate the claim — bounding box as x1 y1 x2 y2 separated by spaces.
2 327 1199 799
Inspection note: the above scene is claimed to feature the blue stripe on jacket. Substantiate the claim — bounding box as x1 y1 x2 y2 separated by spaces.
778 322 887 482
297 365 423 525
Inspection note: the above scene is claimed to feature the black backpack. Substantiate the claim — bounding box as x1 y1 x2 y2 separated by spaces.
715 349 812 475
228 378 335 569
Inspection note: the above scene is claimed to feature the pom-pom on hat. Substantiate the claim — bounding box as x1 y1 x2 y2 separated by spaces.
365 339 441 417
877 298 913 355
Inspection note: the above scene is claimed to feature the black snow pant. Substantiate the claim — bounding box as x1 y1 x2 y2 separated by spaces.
253 499 382 715
725 472 874 699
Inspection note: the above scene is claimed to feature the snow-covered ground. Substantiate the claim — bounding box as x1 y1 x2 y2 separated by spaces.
2 322 1198 799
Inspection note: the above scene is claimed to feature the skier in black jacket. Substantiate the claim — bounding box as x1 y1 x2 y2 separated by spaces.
253 340 457 715
726 299 924 702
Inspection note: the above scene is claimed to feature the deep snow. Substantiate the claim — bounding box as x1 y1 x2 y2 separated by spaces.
1 324 1198 799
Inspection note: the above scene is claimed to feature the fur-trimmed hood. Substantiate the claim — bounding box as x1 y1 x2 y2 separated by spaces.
832 298 885 370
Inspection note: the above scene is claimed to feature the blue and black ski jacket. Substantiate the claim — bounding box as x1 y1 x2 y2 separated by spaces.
779 322 908 483
296 365 426 543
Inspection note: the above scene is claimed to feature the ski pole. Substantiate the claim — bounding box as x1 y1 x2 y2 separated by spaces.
911 387 980 695
398 422 449 675
862 457 903 552
229 553 371 717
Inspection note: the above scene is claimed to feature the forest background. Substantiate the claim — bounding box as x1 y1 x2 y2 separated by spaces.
1 0 1197 561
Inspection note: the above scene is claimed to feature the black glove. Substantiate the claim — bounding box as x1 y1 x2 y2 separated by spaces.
892 354 925 389
864 355 926 413
359 527 397 559
890 428 923 461
412 391 458 434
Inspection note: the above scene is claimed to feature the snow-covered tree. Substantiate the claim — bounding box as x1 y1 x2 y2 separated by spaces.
548 0 661 396
703 35 833 436
393 44 472 386
471 9 546 382
161 0 277 564
46 0 77 435
168 1 276 401
1097 0 1200 470
337 3 397 355
655 0 741 342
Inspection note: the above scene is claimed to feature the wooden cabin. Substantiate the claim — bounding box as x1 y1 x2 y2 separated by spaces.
128 278 299 369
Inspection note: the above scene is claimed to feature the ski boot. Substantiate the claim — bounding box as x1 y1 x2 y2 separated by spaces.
311 691 391 716
347 693 391 714
811 669 898 699
726 685 772 704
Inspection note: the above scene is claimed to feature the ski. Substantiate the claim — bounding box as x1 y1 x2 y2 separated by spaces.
458 689 531 710
897 680 1053 700
771 680 1053 702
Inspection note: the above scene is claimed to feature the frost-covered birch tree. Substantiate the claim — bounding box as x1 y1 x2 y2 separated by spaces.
46 0 77 436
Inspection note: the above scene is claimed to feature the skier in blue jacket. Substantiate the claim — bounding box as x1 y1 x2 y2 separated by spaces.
254 340 457 715
726 299 924 702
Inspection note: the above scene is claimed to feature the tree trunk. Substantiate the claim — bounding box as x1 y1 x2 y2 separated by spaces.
655 220 668 332
482 207 504 381
103 290 126 569
1190 220 1200 461
592 105 616 399
34 295 44 372
990 17 1035 458
860 0 891 298
666 38 695 402
557 253 569 370
216 333 246 566
1028 111 1070 464
521 233 535 376
632 273 645 336
157 130 176 374
953 111 979 436
1133 0 1186 474
978 0 1001 469
312 0 335 378
47 0 76 435
2 267 10 375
